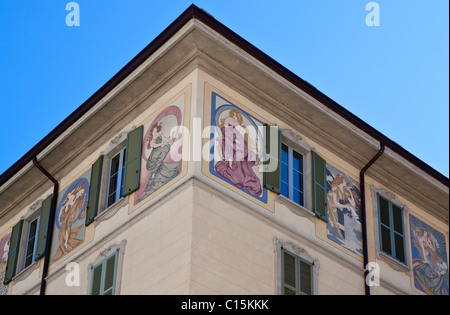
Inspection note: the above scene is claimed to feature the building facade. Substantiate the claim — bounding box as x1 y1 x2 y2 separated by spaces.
0 5 448 295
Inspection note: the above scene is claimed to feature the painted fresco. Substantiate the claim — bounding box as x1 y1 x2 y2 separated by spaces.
326 164 362 255
209 92 267 203
0 232 11 294
50 174 90 264
410 214 449 295
135 96 185 205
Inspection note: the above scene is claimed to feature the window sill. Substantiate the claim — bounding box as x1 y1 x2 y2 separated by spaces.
276 195 316 222
376 250 410 275
95 196 129 227
11 259 40 284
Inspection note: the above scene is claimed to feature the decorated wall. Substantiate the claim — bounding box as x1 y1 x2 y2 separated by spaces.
410 214 449 295
50 171 91 265
132 85 190 209
326 164 362 256
0 232 11 295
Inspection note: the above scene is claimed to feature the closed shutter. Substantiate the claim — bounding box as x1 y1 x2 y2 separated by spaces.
281 249 313 295
103 253 117 295
34 194 53 260
123 126 143 197
282 250 297 295
90 252 117 295
90 264 103 295
85 155 104 226
312 151 327 221
263 124 282 193
3 220 23 285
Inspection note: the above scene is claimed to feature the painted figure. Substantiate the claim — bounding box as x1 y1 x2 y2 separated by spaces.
0 233 11 294
411 216 449 295
53 179 88 261
137 121 180 202
326 170 362 255
214 110 262 197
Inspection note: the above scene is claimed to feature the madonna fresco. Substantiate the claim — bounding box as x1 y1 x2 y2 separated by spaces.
210 92 266 203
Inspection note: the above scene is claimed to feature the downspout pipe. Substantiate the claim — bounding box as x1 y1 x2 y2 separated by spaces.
360 143 385 295
32 157 59 295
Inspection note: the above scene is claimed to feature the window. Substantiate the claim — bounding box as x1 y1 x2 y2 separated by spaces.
106 148 126 208
90 251 118 295
377 194 406 263
3 194 52 285
23 217 39 269
281 248 313 295
281 144 305 206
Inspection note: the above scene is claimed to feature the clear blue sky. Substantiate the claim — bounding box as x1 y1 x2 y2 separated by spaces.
0 1 448 178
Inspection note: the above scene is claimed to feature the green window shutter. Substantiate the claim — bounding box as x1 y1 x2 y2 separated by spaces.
281 249 313 295
90 264 103 295
34 194 52 260
263 124 282 193
282 249 297 295
299 260 312 295
3 220 23 285
90 252 118 295
86 155 104 226
103 253 117 295
312 151 327 221
123 126 143 197
378 195 392 255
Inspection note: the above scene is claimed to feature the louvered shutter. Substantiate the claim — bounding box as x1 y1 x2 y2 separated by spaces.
3 220 23 285
90 264 103 295
123 126 143 196
86 155 104 226
263 124 282 193
282 249 297 295
312 151 327 221
103 253 117 295
34 194 52 260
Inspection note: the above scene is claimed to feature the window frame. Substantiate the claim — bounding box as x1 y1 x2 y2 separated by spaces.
377 194 406 264
90 251 118 295
281 143 305 207
15 200 43 277
281 248 313 295
97 132 129 215
105 147 127 209
22 216 40 270
87 240 125 295
275 238 319 295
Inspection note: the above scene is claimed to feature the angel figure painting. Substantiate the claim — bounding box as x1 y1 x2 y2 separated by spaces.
51 177 89 263
410 215 449 295
326 165 362 255
0 232 11 295
210 92 266 203
135 104 184 205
